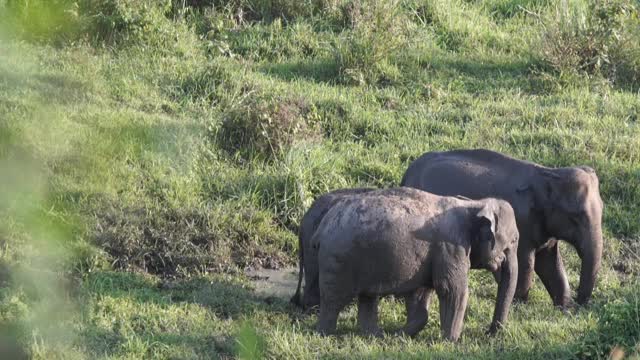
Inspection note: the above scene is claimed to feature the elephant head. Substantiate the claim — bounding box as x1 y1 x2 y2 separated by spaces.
526 166 604 305
469 199 519 333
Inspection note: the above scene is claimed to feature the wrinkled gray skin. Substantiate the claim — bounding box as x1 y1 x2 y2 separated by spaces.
291 188 375 311
313 187 519 341
291 188 439 336
401 149 604 307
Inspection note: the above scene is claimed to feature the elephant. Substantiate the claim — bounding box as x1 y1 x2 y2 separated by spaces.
401 149 603 307
313 187 519 341
291 188 375 311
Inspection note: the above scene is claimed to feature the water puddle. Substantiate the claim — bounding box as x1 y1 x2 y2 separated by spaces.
246 267 299 299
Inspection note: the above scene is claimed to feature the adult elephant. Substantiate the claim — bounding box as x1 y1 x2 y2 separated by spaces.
401 149 603 306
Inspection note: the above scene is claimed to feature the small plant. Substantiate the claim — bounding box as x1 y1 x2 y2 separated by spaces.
332 0 410 85
541 0 640 87
216 94 321 160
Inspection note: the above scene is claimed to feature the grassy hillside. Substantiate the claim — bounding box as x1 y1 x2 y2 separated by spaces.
1 0 639 358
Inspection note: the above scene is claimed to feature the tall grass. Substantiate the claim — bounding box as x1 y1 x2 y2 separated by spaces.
540 0 640 88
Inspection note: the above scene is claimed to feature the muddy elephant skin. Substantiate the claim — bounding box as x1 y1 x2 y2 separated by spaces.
313 187 519 341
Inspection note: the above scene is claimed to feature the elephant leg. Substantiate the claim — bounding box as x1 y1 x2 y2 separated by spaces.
317 265 351 336
515 249 535 302
437 281 469 342
303 275 320 313
492 264 502 284
398 288 433 337
317 300 347 336
535 243 571 308
358 295 382 337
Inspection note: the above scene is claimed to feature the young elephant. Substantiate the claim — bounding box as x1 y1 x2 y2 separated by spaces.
291 188 439 336
314 187 519 341
401 149 603 306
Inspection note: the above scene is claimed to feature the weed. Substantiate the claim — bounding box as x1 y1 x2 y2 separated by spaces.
216 94 322 160
541 0 640 88
332 0 410 85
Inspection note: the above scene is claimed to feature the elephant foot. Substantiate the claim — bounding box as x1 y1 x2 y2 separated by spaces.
575 294 591 307
316 322 337 337
486 321 503 336
513 292 529 304
316 305 340 336
393 328 420 338
552 296 572 310
303 305 320 315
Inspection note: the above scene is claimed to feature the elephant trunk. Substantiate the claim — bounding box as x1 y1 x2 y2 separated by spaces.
576 226 603 305
489 248 517 334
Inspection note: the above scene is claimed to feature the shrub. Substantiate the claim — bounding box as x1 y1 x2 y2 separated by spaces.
81 0 174 44
216 94 322 160
541 0 640 87
332 0 410 85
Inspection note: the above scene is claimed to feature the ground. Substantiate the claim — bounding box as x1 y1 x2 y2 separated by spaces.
0 0 639 359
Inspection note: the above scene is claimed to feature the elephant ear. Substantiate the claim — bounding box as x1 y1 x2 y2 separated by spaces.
517 170 560 212
476 204 496 249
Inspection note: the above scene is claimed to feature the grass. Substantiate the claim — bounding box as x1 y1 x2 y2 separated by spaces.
0 0 639 358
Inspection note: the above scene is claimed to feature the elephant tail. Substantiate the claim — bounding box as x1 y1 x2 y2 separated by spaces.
290 231 304 307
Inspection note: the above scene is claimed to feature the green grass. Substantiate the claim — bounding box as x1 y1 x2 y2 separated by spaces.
1 0 639 358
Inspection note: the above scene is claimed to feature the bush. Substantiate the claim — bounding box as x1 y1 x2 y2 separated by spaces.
541 0 640 88
332 0 410 85
216 94 322 160
81 0 177 45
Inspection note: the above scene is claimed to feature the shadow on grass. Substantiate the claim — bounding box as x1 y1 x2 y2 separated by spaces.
69 271 640 358
80 271 296 358
259 58 340 85
336 283 640 360
0 69 92 105
419 56 553 95
260 55 554 96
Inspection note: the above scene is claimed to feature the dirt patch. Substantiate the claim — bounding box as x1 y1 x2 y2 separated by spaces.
245 266 299 299
93 200 294 277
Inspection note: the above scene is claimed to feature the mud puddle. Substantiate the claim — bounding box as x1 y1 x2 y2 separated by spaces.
246 266 299 299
